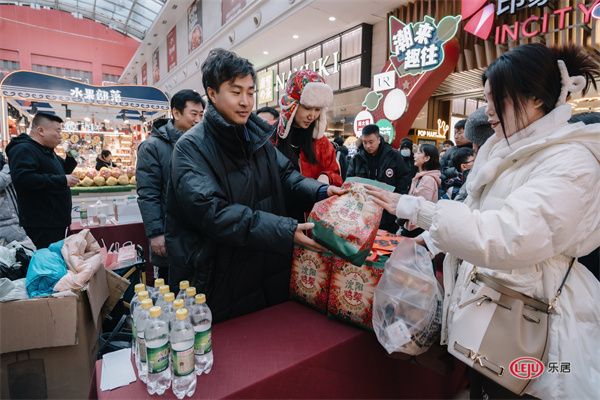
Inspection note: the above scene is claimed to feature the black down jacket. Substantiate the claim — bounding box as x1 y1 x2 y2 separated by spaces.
165 104 323 322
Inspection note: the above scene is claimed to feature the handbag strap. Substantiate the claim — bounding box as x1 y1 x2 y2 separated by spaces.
549 257 576 312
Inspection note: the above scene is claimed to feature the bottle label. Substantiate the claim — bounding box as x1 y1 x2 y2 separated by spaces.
132 325 137 340
80 210 87 219
194 328 212 355
138 338 147 363
147 342 169 373
171 345 195 376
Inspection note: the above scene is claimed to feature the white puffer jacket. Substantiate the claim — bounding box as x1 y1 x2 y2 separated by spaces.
397 104 600 399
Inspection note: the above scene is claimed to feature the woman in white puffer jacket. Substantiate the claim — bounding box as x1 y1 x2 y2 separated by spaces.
368 44 600 399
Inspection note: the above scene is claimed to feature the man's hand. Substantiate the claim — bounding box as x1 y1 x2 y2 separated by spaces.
66 174 80 187
365 185 401 215
150 234 167 257
293 223 327 252
317 174 330 184
327 185 349 197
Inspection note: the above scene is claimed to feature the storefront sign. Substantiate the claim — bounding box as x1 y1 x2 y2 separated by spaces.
152 48 160 84
373 71 395 92
274 52 340 93
462 0 600 43
376 119 395 144
70 87 121 103
167 26 177 72
222 0 247 26
141 63 147 85
411 128 445 140
257 69 275 104
353 110 374 137
388 15 461 77
188 0 203 53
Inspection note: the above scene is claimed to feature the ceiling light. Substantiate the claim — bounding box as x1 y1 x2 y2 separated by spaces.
328 16 336 21
103 119 110 123
292 34 299 39
84 117 91 122
262 51 269 55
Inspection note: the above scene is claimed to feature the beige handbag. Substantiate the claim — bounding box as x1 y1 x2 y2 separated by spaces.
447 259 575 395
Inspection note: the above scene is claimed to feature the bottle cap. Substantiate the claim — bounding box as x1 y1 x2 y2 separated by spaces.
141 298 153 309
173 299 184 310
134 283 145 293
164 292 175 303
195 294 206 304
176 308 189 321
138 291 149 301
154 278 165 288
149 306 161 318
159 285 169 295
179 280 190 290
186 287 197 298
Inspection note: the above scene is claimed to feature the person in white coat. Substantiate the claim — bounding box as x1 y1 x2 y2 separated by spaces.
367 43 600 399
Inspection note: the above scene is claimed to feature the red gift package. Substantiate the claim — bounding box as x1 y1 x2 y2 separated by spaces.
289 246 334 313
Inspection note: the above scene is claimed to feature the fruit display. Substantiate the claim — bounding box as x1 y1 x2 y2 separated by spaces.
72 167 136 187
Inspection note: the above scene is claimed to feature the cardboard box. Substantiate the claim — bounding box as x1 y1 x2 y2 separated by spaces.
0 267 109 399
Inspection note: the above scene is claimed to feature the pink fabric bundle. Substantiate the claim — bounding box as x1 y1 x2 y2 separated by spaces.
54 229 105 292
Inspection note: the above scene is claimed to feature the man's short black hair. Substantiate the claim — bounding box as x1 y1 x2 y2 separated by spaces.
454 119 467 130
361 124 380 137
443 139 455 146
171 89 205 114
201 49 256 99
101 149 112 158
256 106 279 119
333 136 344 147
31 112 63 128
452 147 474 171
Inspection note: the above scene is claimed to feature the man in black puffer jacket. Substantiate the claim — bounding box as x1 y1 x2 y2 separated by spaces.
137 89 205 283
166 49 344 322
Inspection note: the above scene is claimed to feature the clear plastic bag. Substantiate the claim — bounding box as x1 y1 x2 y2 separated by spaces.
372 239 443 355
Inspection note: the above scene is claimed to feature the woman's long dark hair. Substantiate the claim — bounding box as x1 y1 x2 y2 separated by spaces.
483 44 600 142
277 122 318 164
419 144 440 171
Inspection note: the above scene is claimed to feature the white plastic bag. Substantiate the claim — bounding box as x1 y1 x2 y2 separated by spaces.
372 239 443 355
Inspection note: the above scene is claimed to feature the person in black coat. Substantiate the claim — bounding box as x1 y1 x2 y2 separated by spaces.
165 49 344 322
6 113 78 248
137 89 205 283
347 124 410 233
333 136 349 181
95 149 117 170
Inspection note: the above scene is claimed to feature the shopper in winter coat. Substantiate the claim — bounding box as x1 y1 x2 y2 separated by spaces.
464 106 495 154
401 143 441 237
276 70 342 187
347 124 410 233
165 49 344 322
440 119 471 184
399 138 417 180
367 44 600 399
6 113 78 248
95 150 117 170
0 154 29 244
137 89 205 283
333 136 349 181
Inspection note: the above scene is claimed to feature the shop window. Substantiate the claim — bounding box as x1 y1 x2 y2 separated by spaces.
306 46 321 68
322 37 340 62
340 58 361 90
32 64 92 83
341 27 362 60
465 99 478 115
291 53 305 71
0 60 20 71
102 73 121 83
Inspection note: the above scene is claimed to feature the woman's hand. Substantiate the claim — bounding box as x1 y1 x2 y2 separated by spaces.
365 185 401 215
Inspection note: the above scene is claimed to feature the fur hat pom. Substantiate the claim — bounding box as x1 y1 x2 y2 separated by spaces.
300 82 334 109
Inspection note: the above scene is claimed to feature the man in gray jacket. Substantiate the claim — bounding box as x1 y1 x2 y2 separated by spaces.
136 89 205 282
0 152 30 245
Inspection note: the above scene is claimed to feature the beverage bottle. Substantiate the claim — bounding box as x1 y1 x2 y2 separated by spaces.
130 283 147 316
160 292 175 329
155 285 170 310
146 306 171 395
184 287 196 308
113 199 119 222
134 298 153 383
170 299 185 327
190 294 213 374
149 278 165 303
177 280 190 300
131 288 148 361
170 308 196 399
79 202 88 227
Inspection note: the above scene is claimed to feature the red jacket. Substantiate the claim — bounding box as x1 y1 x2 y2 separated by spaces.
299 136 343 186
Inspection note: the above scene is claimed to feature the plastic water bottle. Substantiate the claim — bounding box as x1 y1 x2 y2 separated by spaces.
79 202 88 227
170 308 196 399
177 280 190 300
131 289 148 363
146 306 171 395
134 298 153 383
170 299 185 326
191 294 213 374
185 287 197 308
160 292 175 328
155 285 170 310
149 278 165 303
130 283 147 316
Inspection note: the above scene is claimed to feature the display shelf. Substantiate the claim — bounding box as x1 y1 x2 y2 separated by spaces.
71 184 136 195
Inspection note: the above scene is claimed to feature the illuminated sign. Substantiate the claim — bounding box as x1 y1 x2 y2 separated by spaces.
257 70 275 104
274 52 340 93
70 88 122 104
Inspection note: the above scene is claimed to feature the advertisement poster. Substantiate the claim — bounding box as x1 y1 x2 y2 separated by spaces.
221 0 247 26
167 26 177 72
141 62 147 85
188 0 203 53
152 48 160 83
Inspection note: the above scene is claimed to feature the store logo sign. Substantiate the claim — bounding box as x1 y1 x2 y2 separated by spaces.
388 15 460 77
70 87 122 104
274 52 340 93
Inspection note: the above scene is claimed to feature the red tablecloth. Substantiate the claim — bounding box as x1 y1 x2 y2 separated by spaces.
93 302 466 399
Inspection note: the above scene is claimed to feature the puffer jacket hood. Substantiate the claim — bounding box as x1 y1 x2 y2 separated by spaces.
151 119 184 143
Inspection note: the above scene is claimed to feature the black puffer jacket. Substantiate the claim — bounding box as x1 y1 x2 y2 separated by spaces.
136 119 183 239
165 104 323 322
6 134 77 228
347 141 410 233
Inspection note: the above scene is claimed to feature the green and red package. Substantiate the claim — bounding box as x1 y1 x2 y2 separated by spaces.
289 246 333 313
327 253 387 330
308 177 394 266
